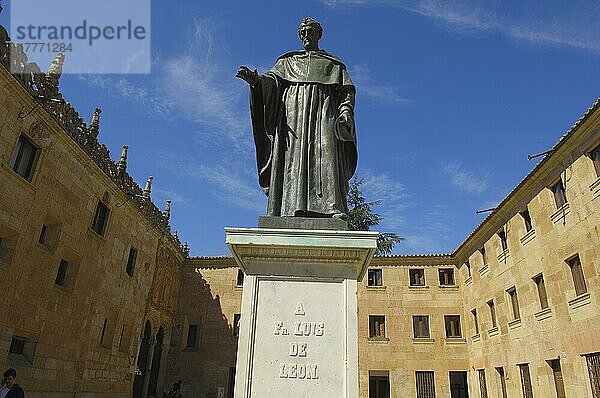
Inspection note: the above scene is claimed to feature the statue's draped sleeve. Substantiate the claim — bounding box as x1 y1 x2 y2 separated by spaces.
249 73 280 191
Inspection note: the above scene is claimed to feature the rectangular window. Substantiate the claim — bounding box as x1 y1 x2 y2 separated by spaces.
478 369 488 398
520 209 533 232
551 180 567 208
369 372 390 398
444 315 461 338
233 314 241 336
8 336 36 363
187 324 198 348
368 269 383 286
439 269 455 286
11 135 38 181
519 364 534 398
118 324 125 350
236 269 244 286
567 255 587 296
100 318 108 344
507 287 520 320
548 359 566 398
465 261 471 277
91 201 109 236
415 371 436 398
497 229 508 251
479 246 487 264
585 352 600 398
591 144 600 177
487 300 497 328
369 315 386 339
496 367 508 398
410 269 425 286
413 316 430 338
126 246 137 277
9 336 25 355
39 224 48 245
55 259 68 286
533 274 549 309
471 308 479 335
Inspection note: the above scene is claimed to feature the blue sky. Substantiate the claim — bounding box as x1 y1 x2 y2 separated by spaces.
2 1 599 255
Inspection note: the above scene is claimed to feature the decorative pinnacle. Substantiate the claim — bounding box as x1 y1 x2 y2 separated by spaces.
142 176 153 199
89 108 102 138
164 200 172 221
183 242 190 256
47 53 65 77
117 145 128 176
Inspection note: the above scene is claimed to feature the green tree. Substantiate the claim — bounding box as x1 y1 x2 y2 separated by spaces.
347 177 404 255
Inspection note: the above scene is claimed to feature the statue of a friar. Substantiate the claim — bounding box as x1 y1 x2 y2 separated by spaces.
237 17 357 220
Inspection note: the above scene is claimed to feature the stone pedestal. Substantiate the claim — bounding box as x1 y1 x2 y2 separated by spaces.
226 227 377 398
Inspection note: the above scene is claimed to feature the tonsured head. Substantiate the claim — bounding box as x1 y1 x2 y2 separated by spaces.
298 17 323 51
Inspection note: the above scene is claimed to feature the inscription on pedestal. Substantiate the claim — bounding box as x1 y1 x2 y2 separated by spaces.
273 302 323 380
250 280 343 397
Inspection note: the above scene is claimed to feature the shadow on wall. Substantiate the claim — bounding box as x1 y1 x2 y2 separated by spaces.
165 267 239 398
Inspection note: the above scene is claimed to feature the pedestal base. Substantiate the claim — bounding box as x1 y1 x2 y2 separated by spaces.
226 227 377 398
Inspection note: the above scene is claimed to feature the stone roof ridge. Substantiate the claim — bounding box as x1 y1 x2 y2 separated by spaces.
0 25 187 256
453 97 600 257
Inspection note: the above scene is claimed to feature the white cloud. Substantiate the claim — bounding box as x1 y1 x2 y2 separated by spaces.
80 18 250 151
360 171 409 230
402 204 454 253
441 161 488 194
153 188 192 206
322 0 600 53
186 164 264 212
349 64 412 105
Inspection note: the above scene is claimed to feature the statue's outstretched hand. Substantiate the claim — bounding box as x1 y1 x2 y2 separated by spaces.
236 66 259 87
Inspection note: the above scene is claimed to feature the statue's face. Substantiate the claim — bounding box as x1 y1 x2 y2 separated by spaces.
298 24 320 50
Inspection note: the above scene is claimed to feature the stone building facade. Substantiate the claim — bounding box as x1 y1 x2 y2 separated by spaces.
0 27 186 397
168 98 599 398
1 23 600 398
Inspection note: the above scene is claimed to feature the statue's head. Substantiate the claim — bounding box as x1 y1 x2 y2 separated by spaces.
298 17 322 51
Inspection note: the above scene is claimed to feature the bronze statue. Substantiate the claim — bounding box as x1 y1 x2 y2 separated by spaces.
237 17 357 219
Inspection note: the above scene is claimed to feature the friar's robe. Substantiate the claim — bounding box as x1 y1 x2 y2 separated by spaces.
249 49 357 217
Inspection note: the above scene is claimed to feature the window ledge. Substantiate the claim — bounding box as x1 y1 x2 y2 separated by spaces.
508 318 522 329
497 249 510 263
568 292 591 309
366 285 387 290
87 227 107 243
487 327 499 337
465 276 472 286
5 166 36 193
550 203 570 224
534 307 552 321
444 338 466 345
590 177 600 199
235 285 243 289
53 284 72 294
520 229 536 246
36 242 55 254
479 263 490 277
439 284 459 291
367 337 389 344
412 337 434 344
408 285 429 290
471 333 481 342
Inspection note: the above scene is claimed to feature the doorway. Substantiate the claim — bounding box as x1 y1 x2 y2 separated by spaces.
450 371 469 398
